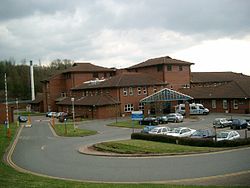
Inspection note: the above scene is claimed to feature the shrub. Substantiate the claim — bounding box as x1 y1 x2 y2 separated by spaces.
131 133 250 147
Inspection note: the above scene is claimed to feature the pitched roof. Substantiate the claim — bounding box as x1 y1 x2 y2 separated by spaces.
62 63 115 73
180 80 250 99
191 72 250 83
72 72 167 90
56 94 119 106
127 56 194 69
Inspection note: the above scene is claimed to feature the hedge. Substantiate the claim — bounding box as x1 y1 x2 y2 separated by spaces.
131 133 250 147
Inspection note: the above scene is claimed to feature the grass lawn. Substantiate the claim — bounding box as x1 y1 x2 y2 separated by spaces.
107 120 143 129
53 123 97 137
14 111 45 116
94 140 223 154
0 123 241 188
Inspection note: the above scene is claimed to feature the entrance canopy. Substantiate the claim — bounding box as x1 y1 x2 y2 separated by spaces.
140 88 193 103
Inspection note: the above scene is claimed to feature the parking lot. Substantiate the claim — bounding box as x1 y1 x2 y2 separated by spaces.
145 113 250 139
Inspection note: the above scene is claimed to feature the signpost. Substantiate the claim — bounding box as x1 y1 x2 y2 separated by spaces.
131 111 143 133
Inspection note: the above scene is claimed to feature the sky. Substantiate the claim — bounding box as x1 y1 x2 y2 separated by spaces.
0 0 250 75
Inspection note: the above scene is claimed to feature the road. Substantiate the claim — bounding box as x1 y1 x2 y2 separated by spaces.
10 114 250 184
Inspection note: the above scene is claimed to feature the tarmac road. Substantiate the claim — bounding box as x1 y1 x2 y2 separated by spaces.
10 114 250 185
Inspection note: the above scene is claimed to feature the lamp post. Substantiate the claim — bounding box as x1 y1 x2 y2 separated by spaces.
16 98 19 127
71 97 76 130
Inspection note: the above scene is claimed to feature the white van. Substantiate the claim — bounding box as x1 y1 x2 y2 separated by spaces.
175 103 209 115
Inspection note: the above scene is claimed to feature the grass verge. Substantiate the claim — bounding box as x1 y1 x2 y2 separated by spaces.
53 123 97 137
14 111 45 116
94 140 223 154
107 120 143 129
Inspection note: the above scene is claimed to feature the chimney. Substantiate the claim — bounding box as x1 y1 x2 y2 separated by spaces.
30 60 35 101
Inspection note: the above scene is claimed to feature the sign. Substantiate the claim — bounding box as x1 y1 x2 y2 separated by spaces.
131 111 143 121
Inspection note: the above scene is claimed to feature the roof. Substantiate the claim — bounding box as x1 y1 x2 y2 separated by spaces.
127 56 194 69
56 94 119 106
72 72 167 90
62 63 115 73
191 72 250 83
180 80 250 99
140 88 193 103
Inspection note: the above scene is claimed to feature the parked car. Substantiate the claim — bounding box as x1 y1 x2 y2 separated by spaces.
213 118 232 128
190 129 215 139
247 119 250 130
216 130 240 141
166 113 184 123
46 112 57 118
18 115 28 123
139 117 159 125
167 127 196 137
230 119 248 129
148 126 172 135
157 116 168 124
141 126 157 134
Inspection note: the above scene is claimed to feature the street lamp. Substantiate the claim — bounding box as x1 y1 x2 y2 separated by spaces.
71 97 76 130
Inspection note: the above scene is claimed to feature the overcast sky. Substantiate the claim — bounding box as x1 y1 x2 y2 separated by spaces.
0 0 250 75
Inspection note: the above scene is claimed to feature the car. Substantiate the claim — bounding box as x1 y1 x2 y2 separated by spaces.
213 118 232 128
230 119 248 129
247 119 250 130
167 127 196 137
141 126 157 134
166 113 184 123
190 129 215 139
139 117 159 125
216 130 240 141
157 116 168 124
148 126 172 135
18 115 28 123
46 112 57 118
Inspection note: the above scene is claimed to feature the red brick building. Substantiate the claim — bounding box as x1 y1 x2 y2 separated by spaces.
180 72 250 114
41 63 116 112
126 56 194 90
57 72 167 119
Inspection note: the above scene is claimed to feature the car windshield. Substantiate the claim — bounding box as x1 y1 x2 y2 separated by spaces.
192 130 203 136
150 128 159 133
217 132 228 138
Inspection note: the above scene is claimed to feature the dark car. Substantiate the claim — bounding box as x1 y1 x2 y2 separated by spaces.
139 117 159 125
157 116 168 124
141 125 157 133
190 129 215 139
18 115 28 123
246 119 250 130
230 119 248 129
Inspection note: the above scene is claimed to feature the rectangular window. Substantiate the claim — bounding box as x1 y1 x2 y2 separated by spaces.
167 65 172 71
139 102 144 111
61 92 66 97
123 88 128 96
233 100 238 109
157 64 163 72
137 87 141 95
153 87 157 93
179 65 183 71
223 100 228 109
129 87 133 95
124 104 134 112
143 87 147 95
212 100 216 109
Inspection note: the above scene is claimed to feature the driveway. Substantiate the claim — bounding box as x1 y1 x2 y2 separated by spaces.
9 114 250 185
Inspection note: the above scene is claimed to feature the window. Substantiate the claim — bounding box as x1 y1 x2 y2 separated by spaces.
86 91 89 96
139 102 144 110
233 100 238 109
137 87 142 95
157 64 163 72
129 87 133 95
124 104 134 112
65 73 71 79
153 87 157 93
223 100 228 109
212 100 216 109
167 65 172 71
123 88 128 96
93 72 98 78
143 87 147 94
179 65 183 71
61 92 66 97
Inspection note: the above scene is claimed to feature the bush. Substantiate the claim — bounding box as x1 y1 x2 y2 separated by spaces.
131 133 250 147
